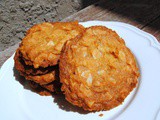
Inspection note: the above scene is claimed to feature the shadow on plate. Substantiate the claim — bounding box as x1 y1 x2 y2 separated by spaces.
52 93 90 114
13 67 90 114
13 67 32 90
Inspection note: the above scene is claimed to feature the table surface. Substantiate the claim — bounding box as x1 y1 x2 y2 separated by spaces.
0 0 160 67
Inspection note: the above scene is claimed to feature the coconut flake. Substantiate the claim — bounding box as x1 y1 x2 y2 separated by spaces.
86 73 92 85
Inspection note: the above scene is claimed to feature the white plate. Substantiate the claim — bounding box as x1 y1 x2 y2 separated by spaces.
0 21 160 120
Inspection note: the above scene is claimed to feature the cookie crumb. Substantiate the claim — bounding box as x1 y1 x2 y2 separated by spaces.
99 113 103 117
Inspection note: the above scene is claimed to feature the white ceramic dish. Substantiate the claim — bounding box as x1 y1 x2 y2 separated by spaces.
0 21 160 120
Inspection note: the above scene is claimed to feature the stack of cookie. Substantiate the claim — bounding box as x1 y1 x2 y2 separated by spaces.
14 21 140 111
14 22 85 95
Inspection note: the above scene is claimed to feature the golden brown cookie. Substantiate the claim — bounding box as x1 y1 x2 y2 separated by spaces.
22 70 57 85
14 49 58 85
28 81 53 96
14 49 58 75
60 26 140 111
28 78 61 95
19 22 85 68
41 79 61 93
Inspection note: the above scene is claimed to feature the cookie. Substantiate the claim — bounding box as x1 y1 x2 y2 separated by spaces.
60 26 140 111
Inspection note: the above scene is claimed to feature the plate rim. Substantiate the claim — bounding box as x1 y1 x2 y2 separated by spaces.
80 20 160 50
